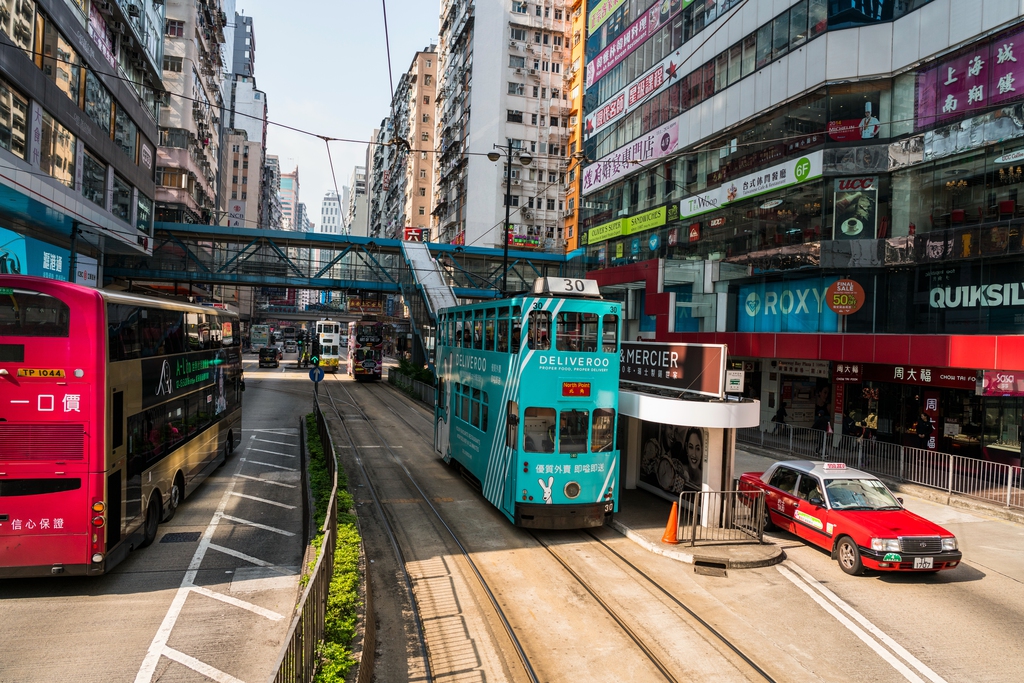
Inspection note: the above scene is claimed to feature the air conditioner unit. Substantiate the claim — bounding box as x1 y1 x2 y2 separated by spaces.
521 209 532 219
515 67 523 74
512 178 521 185
569 116 577 125
529 68 538 75
126 4 140 17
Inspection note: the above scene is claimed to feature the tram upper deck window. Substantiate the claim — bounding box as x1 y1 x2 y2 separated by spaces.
473 317 483 350
556 312 599 352
602 315 619 353
0 288 70 337
560 409 589 453
528 311 551 350
497 307 509 353
592 408 615 452
523 407 555 452
485 309 495 351
511 306 522 352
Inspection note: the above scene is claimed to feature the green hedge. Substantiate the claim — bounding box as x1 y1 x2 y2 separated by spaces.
305 413 360 681
397 357 434 384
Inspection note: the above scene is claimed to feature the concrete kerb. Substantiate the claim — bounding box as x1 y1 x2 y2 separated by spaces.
738 442 1024 527
609 518 785 570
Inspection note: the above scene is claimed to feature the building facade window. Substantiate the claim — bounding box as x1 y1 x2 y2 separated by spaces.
114 106 138 162
39 110 75 189
81 148 105 207
165 19 184 37
163 56 183 72
111 174 131 222
40 15 81 106
84 70 112 135
0 76 29 159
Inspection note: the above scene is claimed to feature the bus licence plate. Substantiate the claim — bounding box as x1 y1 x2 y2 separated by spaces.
17 368 65 378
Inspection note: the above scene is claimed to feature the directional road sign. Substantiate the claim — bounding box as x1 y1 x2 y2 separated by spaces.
309 367 325 383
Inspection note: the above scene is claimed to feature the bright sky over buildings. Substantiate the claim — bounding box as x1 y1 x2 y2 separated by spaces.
238 0 439 225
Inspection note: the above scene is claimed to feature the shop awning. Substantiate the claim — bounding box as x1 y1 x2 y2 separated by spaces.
619 391 760 429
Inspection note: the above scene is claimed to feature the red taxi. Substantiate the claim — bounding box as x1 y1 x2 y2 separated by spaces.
740 461 962 575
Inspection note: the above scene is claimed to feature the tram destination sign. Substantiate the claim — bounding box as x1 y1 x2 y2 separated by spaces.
619 342 728 399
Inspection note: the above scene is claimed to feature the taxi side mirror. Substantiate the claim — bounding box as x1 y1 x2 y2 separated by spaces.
897 497 904 505
809 495 824 507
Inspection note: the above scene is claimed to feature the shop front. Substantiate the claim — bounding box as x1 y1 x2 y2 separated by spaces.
760 359 832 430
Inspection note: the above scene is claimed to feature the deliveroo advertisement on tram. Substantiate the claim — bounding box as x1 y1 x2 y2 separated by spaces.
0 227 70 280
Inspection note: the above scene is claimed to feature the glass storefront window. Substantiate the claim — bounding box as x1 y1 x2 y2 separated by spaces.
39 110 75 189
0 75 28 159
81 148 105 207
84 69 112 135
114 106 137 161
112 174 131 223
789 0 808 49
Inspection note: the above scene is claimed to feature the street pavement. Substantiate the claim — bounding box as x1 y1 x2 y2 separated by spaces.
0 356 310 683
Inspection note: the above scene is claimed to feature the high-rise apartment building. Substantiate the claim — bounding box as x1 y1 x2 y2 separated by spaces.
320 191 343 234
222 134 261 228
156 0 228 224
369 48 437 241
347 163 369 237
435 0 571 250
0 0 163 283
263 154 282 229
279 166 298 230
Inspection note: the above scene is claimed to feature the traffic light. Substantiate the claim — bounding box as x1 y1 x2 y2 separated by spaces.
311 356 320 367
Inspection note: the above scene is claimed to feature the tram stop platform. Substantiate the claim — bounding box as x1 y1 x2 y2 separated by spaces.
610 488 784 570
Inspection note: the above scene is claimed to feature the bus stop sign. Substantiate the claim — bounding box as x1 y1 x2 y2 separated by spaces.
309 367 325 383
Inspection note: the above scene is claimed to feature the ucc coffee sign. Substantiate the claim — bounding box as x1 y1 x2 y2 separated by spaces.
619 342 727 398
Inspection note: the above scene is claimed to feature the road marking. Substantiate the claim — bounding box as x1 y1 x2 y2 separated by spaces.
249 447 296 458
189 584 284 621
135 435 255 683
243 459 298 472
786 563 949 683
221 514 296 536
209 543 275 567
235 473 296 488
230 491 296 509
776 565 927 683
161 647 245 683
355 445 403 449
244 428 299 435
253 438 298 447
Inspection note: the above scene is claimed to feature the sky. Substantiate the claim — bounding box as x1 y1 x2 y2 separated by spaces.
237 0 440 227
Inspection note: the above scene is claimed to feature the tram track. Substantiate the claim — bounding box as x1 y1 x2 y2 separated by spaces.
321 373 540 683
337 375 779 682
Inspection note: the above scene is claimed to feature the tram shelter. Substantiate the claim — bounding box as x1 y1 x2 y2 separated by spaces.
616 342 760 503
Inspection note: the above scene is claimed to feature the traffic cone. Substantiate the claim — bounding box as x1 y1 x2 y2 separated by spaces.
661 501 679 545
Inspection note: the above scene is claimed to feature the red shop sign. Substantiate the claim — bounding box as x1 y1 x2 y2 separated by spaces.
980 370 1024 396
688 223 700 242
861 364 977 391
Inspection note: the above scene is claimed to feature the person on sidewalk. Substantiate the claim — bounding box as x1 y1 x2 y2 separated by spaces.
772 402 788 433
915 411 934 450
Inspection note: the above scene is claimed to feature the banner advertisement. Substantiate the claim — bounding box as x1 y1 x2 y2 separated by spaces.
587 0 628 35
980 370 1024 396
737 276 840 333
679 151 824 220
140 350 230 411
0 227 70 281
584 48 683 139
917 27 1024 130
403 227 429 241
586 0 691 88
619 341 726 398
638 421 707 500
833 177 878 240
581 119 679 195
347 296 383 315
75 254 98 288
227 201 246 228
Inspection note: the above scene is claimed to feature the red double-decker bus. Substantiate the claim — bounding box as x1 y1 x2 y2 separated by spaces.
0 276 243 577
347 320 391 381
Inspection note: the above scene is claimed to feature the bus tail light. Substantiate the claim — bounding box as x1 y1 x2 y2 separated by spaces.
92 501 105 513
91 516 105 527
91 498 105 528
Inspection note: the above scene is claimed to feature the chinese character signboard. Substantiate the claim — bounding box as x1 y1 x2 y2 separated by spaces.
0 227 69 281
585 0 690 88
562 381 592 397
619 342 727 398
917 28 1024 130
403 227 428 242
581 119 680 195
227 201 246 227
860 364 977 390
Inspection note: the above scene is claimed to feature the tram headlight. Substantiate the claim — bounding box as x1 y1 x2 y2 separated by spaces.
564 481 581 499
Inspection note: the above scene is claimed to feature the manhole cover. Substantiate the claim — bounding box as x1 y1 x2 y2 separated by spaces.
161 532 202 543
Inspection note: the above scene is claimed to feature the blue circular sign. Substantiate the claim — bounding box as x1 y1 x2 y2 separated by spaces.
309 367 325 383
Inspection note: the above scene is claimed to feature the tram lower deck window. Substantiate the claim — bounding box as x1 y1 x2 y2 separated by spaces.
523 407 556 452
592 409 615 452
560 409 589 453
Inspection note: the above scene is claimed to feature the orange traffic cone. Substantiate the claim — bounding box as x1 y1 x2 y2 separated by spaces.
661 501 679 545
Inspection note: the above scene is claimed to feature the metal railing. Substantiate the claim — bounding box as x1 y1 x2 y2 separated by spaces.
388 369 437 406
270 398 338 683
738 423 1024 510
674 489 766 546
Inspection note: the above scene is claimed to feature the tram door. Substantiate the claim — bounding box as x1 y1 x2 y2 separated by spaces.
501 401 519 516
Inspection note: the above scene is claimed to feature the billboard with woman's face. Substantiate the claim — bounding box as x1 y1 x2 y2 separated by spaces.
637 420 707 501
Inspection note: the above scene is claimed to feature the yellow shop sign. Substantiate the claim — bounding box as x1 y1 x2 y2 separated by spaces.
623 206 666 235
587 219 625 245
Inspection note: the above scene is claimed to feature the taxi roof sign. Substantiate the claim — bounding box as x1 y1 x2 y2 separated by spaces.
823 462 847 470
532 277 602 299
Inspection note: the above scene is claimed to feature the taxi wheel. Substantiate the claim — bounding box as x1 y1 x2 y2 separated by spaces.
762 504 777 532
836 537 864 575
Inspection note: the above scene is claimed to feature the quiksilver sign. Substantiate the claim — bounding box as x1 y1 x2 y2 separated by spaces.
929 283 1024 308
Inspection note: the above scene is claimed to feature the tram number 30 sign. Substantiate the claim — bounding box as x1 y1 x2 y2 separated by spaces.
826 279 865 315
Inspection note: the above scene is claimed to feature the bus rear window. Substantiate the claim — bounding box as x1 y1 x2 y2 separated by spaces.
0 289 70 337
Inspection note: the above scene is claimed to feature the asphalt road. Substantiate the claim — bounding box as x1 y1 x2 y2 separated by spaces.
0 356 311 683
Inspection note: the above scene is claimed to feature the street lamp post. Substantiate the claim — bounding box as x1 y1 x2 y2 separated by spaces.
487 139 531 296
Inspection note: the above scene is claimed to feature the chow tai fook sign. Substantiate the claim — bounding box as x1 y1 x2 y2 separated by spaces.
917 27 1024 130
836 363 978 391
619 341 727 399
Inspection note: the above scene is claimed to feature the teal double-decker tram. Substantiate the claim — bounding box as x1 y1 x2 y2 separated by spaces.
434 278 622 529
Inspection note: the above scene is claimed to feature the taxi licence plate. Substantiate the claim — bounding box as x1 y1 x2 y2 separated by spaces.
913 557 934 569
17 368 65 378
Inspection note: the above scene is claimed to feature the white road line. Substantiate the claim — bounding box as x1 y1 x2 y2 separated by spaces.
189 584 284 621
209 543 274 567
776 565 925 683
249 447 296 458
235 473 296 488
230 491 296 509
786 563 949 683
253 438 297 447
244 428 299 434
243 459 298 472
161 647 246 683
355 445 403 449
134 434 255 683
221 514 296 536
